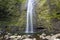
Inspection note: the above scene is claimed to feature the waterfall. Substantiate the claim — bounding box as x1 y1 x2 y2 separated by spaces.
25 0 35 33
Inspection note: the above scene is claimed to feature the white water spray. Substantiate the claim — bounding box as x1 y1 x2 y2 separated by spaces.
25 0 35 33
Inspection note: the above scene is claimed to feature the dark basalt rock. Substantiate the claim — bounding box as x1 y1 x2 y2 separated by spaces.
36 27 45 30
43 38 48 40
56 36 60 39
56 12 60 15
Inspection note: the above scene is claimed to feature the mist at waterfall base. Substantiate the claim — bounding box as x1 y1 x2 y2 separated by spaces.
25 0 35 33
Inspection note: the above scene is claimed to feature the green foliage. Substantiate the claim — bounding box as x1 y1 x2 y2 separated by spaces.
0 0 25 26
36 0 60 32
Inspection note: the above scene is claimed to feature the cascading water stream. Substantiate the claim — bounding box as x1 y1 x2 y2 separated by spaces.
25 0 35 33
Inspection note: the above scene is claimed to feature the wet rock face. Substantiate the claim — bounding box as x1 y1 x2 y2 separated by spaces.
51 18 60 31
53 21 60 33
